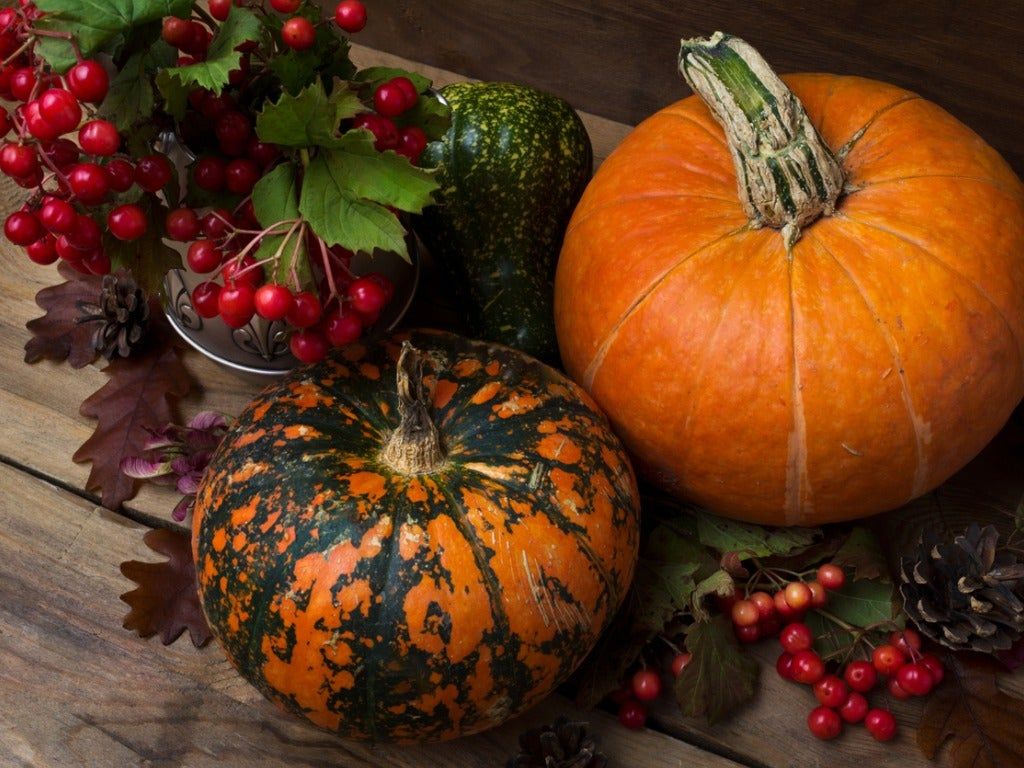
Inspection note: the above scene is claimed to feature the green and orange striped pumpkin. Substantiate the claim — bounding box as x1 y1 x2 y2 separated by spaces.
192 330 640 742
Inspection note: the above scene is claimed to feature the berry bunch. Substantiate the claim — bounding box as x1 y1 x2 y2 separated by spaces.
613 650 694 730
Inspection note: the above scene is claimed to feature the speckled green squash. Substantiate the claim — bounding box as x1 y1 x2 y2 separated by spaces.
415 83 593 363
192 329 640 742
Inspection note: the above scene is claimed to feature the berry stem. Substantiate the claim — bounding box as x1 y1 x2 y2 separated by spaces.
27 27 84 62
2 39 33 67
318 235 340 300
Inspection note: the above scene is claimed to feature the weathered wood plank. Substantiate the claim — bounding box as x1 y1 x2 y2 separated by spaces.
0 462 740 768
350 0 1024 176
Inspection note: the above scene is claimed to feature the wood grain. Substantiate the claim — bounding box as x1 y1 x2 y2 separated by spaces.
349 0 1024 176
0 463 739 768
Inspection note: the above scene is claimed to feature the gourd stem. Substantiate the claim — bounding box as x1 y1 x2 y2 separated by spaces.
679 32 845 247
380 342 446 475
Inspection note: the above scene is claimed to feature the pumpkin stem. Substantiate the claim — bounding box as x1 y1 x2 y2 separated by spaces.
380 342 446 475
679 32 845 247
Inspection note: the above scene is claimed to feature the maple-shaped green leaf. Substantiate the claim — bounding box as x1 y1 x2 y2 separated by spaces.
633 524 705 633
693 508 820 558
806 578 901 658
33 0 191 72
269 35 355 94
254 79 363 148
251 163 311 287
675 615 759 723
158 7 260 94
99 42 176 132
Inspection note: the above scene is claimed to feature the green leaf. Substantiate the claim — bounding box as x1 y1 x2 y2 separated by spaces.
675 615 759 723
694 509 820 558
159 7 260 93
34 0 192 72
254 80 363 149
833 527 890 583
155 69 189 122
251 164 310 287
806 578 901 659
99 42 176 132
104 223 182 295
691 569 735 621
633 525 703 634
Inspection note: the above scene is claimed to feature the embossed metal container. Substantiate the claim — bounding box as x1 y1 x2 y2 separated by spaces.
162 243 420 377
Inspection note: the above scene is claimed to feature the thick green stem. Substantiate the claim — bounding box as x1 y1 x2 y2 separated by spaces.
380 343 446 475
679 32 844 247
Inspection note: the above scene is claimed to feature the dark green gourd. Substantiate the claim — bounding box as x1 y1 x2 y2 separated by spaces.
416 82 592 363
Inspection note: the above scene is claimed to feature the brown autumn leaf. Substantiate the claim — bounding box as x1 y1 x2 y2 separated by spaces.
73 344 191 509
918 652 1024 768
120 528 211 647
23 262 103 368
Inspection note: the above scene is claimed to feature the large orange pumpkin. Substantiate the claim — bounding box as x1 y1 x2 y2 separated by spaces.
555 33 1024 525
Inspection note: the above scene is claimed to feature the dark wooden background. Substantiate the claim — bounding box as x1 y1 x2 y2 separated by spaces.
354 0 1024 175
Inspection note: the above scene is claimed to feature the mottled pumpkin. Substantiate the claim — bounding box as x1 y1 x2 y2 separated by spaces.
192 330 640 742
555 33 1024 525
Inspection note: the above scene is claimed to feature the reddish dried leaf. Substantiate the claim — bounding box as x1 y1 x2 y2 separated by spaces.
918 653 1024 768
23 263 103 368
120 528 211 647
73 344 191 509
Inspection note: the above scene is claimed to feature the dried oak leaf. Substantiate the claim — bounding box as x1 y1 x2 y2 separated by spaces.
74 344 191 510
121 528 211 647
23 262 103 368
918 652 1024 768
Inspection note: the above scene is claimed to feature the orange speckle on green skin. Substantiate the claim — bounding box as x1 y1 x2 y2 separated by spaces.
231 495 261 527
347 471 387 502
276 527 296 554
359 362 381 380
471 381 502 404
282 424 322 440
233 429 266 449
232 532 247 551
538 434 582 464
406 478 428 503
485 361 500 376
211 528 228 552
453 359 481 377
432 379 458 409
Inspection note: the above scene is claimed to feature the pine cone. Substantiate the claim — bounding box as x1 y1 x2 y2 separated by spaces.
77 272 150 359
900 523 1024 653
508 717 607 768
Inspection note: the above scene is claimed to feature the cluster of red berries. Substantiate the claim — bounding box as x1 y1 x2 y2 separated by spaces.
613 649 694 730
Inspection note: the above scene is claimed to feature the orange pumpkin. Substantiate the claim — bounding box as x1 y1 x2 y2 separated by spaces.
555 33 1024 525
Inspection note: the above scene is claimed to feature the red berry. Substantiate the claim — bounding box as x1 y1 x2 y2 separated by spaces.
813 675 848 708
69 214 103 251
631 669 662 702
26 234 58 265
201 209 232 238
807 706 842 740
617 699 647 731
779 622 814 654
107 204 147 241
193 156 227 192
324 306 363 346
919 653 945 686
246 137 280 168
225 158 260 194
82 248 111 275
78 119 120 156
759 615 781 639
347 276 388 315
352 113 399 151
161 16 192 48
838 691 869 723
0 143 37 177
221 254 263 288
215 110 251 148
39 88 82 135
397 125 428 163
374 81 410 118
187 239 223 273
730 599 759 627
773 589 800 620
735 623 760 644
270 0 301 11
887 677 912 700
671 652 693 678
364 272 394 301
165 207 200 241
871 644 906 676
895 663 933 696
817 564 846 590
281 17 316 51
218 283 256 327
104 158 135 192
39 199 76 233
791 650 825 685
134 154 173 192
178 22 211 57
10 67 36 101
808 581 827 609
191 281 221 318
843 660 878 693
4 210 42 245
289 329 328 363
254 283 294 321
208 0 233 21
287 290 322 328
864 709 897 742
68 163 110 203
0 107 9 138
748 592 776 621
334 0 367 32
56 234 85 261
784 582 812 611
776 652 795 680
390 76 419 109
199 92 231 120
25 101 61 141
66 60 109 103
890 629 923 658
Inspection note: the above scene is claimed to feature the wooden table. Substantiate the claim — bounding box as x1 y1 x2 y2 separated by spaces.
1 43 1021 768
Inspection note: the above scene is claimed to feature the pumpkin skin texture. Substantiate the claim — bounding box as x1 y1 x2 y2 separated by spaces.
192 330 640 742
555 71 1024 526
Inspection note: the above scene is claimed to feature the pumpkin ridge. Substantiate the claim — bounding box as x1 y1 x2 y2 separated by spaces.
810 233 926 499
837 212 1024 371
810 74 846 143
655 109 729 149
853 174 1024 203
785 246 812 524
582 224 751 388
836 94 922 160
